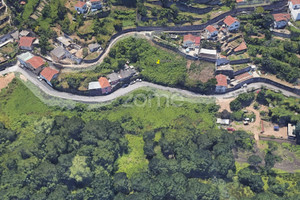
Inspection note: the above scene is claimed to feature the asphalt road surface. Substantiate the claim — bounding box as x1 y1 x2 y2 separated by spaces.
1 64 299 104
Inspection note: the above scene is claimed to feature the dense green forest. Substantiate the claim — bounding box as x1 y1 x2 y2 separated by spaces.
0 79 300 199
54 37 216 93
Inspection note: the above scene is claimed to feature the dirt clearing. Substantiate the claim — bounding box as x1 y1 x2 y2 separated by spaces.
0 73 15 91
216 98 234 112
188 60 215 83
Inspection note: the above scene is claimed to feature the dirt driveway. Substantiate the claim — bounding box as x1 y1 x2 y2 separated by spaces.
232 104 262 141
0 73 15 91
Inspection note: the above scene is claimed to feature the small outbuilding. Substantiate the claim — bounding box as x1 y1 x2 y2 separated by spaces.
98 77 112 94
216 118 230 125
40 67 59 87
51 46 66 61
288 123 296 139
88 43 101 52
215 74 228 93
19 37 36 50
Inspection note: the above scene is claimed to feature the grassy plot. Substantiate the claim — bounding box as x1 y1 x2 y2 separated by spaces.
78 20 94 35
22 0 39 20
0 79 50 131
117 134 148 178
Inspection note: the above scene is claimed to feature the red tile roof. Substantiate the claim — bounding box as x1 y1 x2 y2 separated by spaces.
98 77 111 88
19 37 35 47
216 74 227 87
206 25 217 33
224 15 238 26
26 56 45 69
273 13 291 22
74 1 86 8
40 67 59 82
183 34 201 45
20 1 26 5
90 0 101 2
194 36 201 45
234 42 247 52
236 0 244 2
290 0 300 5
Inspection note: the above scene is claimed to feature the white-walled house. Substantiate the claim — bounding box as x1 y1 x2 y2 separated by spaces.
205 25 218 39
289 0 300 21
273 13 291 29
289 0 300 10
291 10 300 21
182 34 201 49
223 16 240 32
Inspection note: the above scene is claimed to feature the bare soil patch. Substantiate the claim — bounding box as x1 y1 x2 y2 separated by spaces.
0 73 15 91
260 121 287 139
216 97 234 112
188 60 215 83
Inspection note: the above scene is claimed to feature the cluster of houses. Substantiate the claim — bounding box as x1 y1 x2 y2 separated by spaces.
17 52 59 86
74 0 102 14
50 35 101 64
11 30 61 87
179 10 294 93
182 15 241 61
88 64 137 94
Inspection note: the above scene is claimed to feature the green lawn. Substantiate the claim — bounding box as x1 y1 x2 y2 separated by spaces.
116 134 148 178
0 42 18 57
85 51 100 60
78 20 94 35
228 52 250 61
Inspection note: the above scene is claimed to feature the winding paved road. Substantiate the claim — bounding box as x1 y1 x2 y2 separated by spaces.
1 63 299 104
60 32 152 71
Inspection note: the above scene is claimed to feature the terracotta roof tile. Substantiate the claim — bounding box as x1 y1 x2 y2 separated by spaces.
290 0 300 5
26 56 45 69
234 42 247 52
19 37 35 47
40 67 59 82
74 1 86 8
224 15 238 26
206 25 217 33
183 34 201 45
216 74 228 87
98 77 111 88
273 13 291 22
